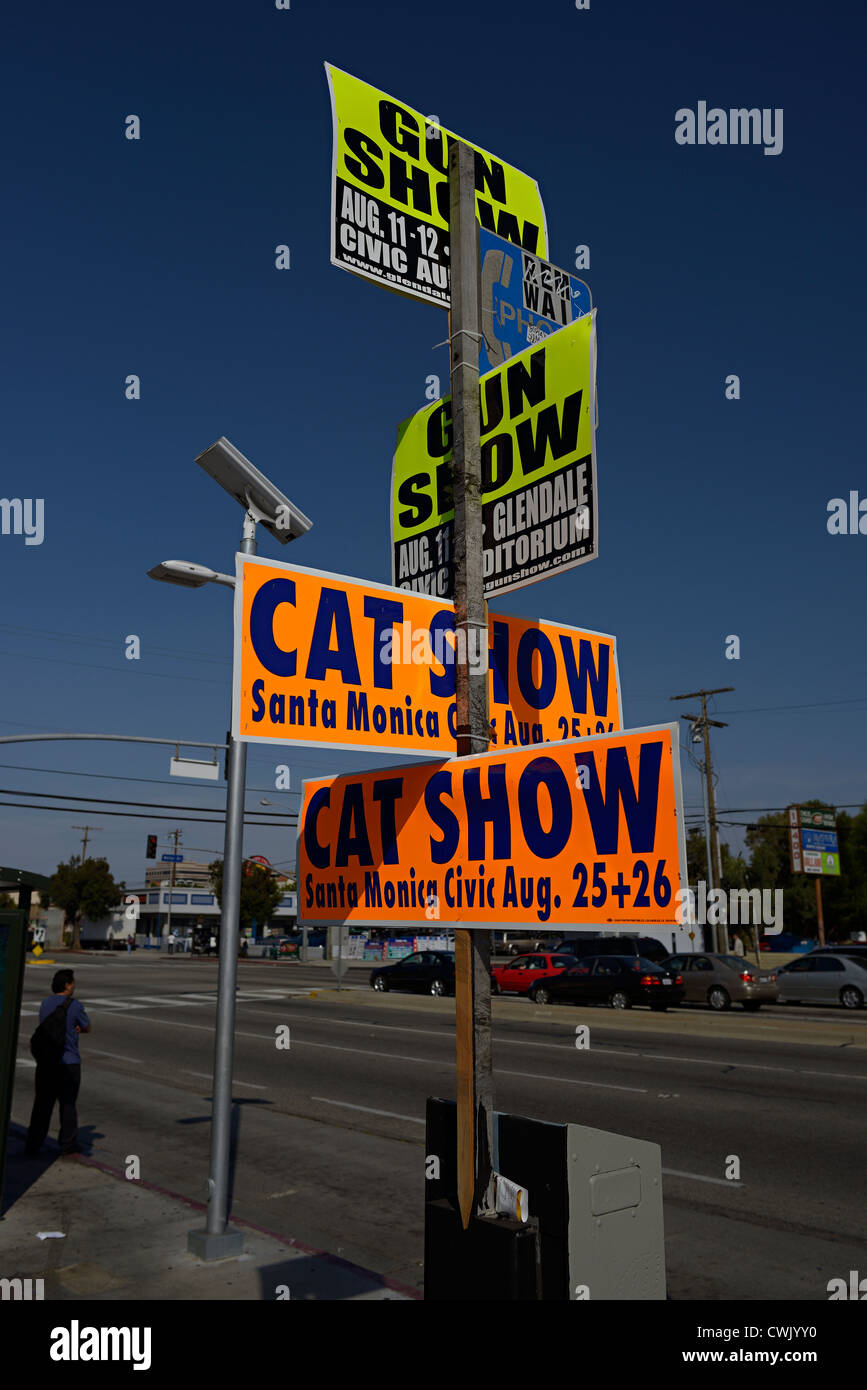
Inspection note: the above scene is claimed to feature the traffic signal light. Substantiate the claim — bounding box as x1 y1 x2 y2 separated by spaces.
146 835 157 859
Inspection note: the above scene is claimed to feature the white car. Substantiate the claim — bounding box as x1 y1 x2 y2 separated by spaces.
777 953 866 1009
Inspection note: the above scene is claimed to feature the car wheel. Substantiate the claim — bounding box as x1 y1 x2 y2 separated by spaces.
430 978 446 997
373 975 388 992
708 986 731 1011
742 1001 762 1011
610 991 631 1010
841 986 863 1010
531 986 551 1005
490 978 500 995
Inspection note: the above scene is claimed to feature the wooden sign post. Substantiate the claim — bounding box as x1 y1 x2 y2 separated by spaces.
449 139 494 1228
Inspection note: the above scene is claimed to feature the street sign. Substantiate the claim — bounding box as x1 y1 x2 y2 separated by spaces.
161 854 183 863
325 64 548 308
297 723 686 929
479 228 592 375
232 556 622 757
799 808 836 829
391 313 597 599
170 756 219 781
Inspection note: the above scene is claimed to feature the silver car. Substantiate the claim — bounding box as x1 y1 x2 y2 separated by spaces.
776 953 867 1009
665 953 779 1011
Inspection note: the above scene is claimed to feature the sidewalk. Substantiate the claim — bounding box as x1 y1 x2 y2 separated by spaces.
1 1130 419 1301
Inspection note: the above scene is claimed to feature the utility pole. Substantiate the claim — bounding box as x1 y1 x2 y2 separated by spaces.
672 688 733 953
72 825 102 862
165 828 182 949
449 139 494 1230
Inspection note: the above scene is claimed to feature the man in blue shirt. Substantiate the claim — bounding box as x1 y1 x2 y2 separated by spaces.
25 968 91 1158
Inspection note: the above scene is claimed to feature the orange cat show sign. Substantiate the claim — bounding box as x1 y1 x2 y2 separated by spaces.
297 724 686 928
232 556 621 757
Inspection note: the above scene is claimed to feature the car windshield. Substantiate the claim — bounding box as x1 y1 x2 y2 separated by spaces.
719 955 753 970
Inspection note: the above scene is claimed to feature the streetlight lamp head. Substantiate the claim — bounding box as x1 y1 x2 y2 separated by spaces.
147 560 236 589
195 436 313 545
148 560 218 588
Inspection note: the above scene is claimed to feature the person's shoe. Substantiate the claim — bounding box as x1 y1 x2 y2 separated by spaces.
60 1146 85 1157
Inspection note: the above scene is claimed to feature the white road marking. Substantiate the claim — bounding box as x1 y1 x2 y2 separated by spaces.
90 1012 866 1092
500 1067 646 1093
183 1070 267 1089
635 1051 865 1082
663 1167 744 1188
132 996 200 1006
75 998 149 1009
88 1049 142 1063
311 1097 425 1124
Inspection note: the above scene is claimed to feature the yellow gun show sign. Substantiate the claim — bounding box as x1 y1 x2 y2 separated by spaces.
297 724 686 928
326 63 548 307
232 556 621 757
392 313 597 598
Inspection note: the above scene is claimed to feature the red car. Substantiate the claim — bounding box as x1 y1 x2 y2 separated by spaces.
491 952 577 996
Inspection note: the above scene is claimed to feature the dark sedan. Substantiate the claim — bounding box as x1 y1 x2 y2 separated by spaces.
528 955 684 1010
370 950 456 997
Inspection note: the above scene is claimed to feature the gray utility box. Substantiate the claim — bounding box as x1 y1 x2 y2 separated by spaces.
566 1123 665 1300
426 1100 666 1300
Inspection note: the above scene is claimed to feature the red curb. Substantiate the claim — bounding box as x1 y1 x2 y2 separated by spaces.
75 1153 422 1300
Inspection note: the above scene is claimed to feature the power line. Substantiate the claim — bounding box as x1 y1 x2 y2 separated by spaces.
0 800 296 826
0 648 224 686
0 760 302 796
0 622 232 667
0 786 296 817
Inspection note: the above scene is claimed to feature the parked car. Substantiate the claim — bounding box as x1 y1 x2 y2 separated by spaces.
808 943 867 963
491 952 577 995
370 950 456 997
758 933 816 953
776 953 866 1009
554 934 671 965
499 933 558 956
663 953 778 1011
528 955 684 1010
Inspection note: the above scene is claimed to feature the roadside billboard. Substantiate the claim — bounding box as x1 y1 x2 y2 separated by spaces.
232 556 621 757
297 723 687 928
326 63 548 308
788 804 841 876
391 313 597 599
480 228 592 374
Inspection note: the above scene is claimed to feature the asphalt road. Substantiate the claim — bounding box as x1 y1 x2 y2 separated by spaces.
12 955 867 1299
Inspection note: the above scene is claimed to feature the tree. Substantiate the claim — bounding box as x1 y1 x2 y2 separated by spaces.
48 855 125 951
208 860 284 935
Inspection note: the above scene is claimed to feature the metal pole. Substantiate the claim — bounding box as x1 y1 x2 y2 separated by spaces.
165 829 180 950
189 520 255 1258
449 139 493 1229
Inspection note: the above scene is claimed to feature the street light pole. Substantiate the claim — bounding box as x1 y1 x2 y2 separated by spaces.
148 435 312 1259
188 523 255 1259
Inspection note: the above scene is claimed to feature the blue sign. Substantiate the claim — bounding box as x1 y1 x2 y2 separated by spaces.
161 854 183 863
479 228 592 377
800 828 839 853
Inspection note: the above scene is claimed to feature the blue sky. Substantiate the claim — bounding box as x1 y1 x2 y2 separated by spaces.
2 0 865 889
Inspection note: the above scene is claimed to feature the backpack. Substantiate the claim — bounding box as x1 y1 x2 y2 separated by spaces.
30 997 73 1065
